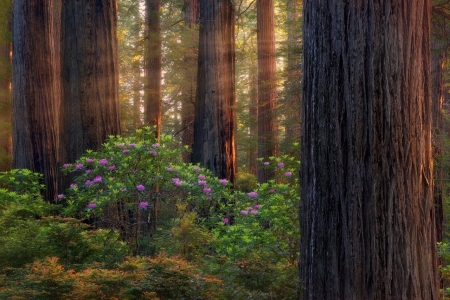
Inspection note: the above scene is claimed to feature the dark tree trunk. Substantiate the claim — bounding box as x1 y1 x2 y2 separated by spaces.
145 0 162 139
12 0 59 200
60 0 121 165
431 44 444 244
300 1 438 299
257 0 278 183
193 0 236 184
181 0 198 163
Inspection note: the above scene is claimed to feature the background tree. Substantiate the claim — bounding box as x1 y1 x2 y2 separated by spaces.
300 1 439 299
60 0 121 165
257 0 278 183
193 0 236 184
145 0 162 138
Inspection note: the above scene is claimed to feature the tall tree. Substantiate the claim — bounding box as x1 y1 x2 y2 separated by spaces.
180 0 198 162
145 0 162 139
193 0 236 184
0 0 11 171
60 0 121 165
300 1 439 299
12 0 59 200
257 0 278 183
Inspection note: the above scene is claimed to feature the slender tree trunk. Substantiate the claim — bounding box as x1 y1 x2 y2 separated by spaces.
12 0 59 201
257 0 278 183
60 0 121 165
249 69 258 176
145 0 162 139
193 0 236 184
0 1 11 171
181 0 198 163
300 1 438 299
284 0 301 151
133 64 142 129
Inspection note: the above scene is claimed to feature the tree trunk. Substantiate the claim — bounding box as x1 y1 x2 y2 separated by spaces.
300 1 439 299
12 0 59 200
145 0 162 139
181 0 198 163
60 0 121 165
193 0 236 184
0 1 11 171
257 0 278 183
431 43 444 244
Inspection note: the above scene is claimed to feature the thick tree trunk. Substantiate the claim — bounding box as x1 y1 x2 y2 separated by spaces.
145 0 162 139
249 69 258 176
12 0 59 200
193 0 236 184
257 0 278 183
60 0 121 164
300 1 438 299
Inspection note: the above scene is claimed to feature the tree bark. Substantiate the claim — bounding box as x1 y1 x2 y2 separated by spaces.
60 0 121 165
193 0 236 184
257 0 278 183
0 1 11 171
12 0 59 200
181 0 198 163
300 1 439 299
145 0 162 139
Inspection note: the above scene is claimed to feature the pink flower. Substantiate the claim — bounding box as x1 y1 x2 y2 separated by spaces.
85 169 92 173
136 184 145 191
139 201 149 209
87 203 97 209
69 183 77 189
254 204 261 209
152 143 160 148
76 163 83 169
57 194 64 199
167 167 174 171
122 149 129 153
203 187 211 194
129 143 136 147
269 189 275 193
108 165 116 171
263 162 270 166
63 163 71 168
198 180 207 186
93 176 102 183
247 192 258 198
222 217 229 224
85 180 93 186
285 171 292 177
250 210 258 215
149 150 157 156
86 158 95 163
198 175 206 180
193 166 201 172
241 210 248 215
117 143 125 147
172 178 182 186
219 179 228 185
278 162 285 168
99 158 108 165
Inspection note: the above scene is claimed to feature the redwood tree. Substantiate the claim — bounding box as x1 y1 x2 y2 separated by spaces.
12 0 59 200
257 0 278 183
193 0 236 184
300 1 439 299
145 0 162 138
60 0 121 164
